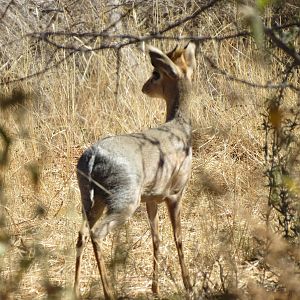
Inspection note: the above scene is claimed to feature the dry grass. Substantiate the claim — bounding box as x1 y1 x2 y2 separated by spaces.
0 1 299 299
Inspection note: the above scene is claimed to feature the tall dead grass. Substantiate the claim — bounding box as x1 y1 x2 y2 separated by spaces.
0 1 299 299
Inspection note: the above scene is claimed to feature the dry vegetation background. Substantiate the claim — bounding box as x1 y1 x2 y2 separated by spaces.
0 0 299 299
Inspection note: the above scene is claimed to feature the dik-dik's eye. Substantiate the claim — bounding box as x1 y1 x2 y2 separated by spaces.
152 70 160 80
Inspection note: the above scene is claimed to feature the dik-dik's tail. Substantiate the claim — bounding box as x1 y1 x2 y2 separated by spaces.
77 147 96 215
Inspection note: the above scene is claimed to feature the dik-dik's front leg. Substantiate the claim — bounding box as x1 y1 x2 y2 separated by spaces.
166 196 192 293
146 201 160 294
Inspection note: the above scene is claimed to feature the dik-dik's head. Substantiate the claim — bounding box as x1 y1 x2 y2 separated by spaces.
142 43 196 100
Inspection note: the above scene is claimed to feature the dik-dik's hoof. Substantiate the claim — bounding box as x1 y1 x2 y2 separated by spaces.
152 282 159 295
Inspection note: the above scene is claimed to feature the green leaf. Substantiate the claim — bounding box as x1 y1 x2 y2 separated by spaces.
256 0 270 11
251 13 265 49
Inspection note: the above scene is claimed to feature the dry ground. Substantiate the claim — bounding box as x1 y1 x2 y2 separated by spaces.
0 1 299 299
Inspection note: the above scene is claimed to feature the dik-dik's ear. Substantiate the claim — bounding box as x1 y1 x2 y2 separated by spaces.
183 43 196 78
147 45 180 80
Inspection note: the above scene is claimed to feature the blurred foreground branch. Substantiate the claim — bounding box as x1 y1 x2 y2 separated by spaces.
263 60 300 239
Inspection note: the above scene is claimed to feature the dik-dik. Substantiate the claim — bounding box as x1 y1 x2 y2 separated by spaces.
74 43 196 299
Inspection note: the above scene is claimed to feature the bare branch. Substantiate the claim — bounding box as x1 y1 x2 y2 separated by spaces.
205 55 300 92
28 31 252 53
102 0 144 34
265 27 300 66
0 0 15 22
25 21 299 54
0 50 75 85
157 0 222 35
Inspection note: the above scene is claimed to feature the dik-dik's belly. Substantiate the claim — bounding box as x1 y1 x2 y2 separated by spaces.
141 149 192 200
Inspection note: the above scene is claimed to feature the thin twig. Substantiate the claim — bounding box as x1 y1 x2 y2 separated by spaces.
0 50 75 85
115 47 122 101
156 0 222 34
0 0 15 21
102 0 144 34
265 27 300 66
205 55 300 92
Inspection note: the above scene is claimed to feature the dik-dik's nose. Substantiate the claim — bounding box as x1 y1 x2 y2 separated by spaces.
142 79 151 95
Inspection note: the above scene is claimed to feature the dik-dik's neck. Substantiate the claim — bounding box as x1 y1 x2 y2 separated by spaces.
165 80 192 129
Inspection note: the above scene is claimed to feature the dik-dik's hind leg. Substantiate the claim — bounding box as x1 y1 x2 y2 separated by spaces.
74 198 106 298
74 219 89 298
146 201 160 294
91 202 138 300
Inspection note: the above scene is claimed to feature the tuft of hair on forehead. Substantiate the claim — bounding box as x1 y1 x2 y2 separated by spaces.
166 45 188 73
167 46 184 61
